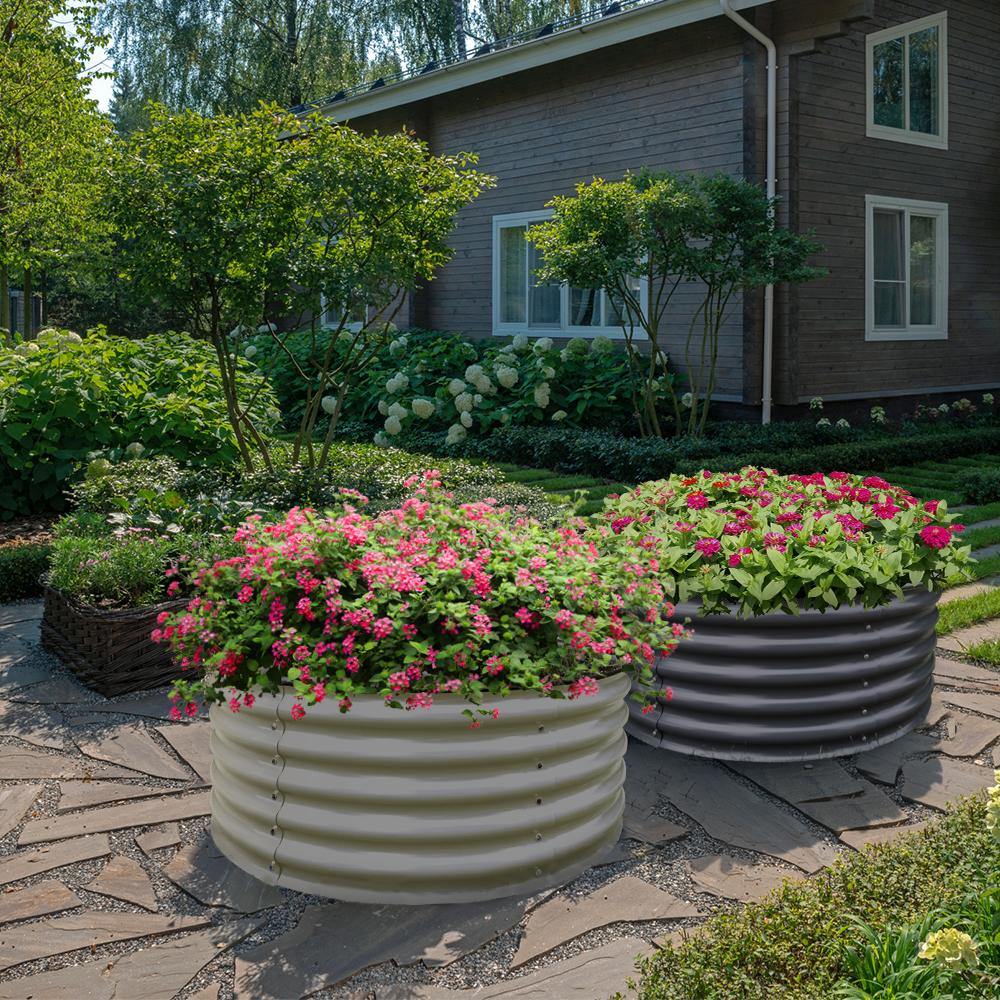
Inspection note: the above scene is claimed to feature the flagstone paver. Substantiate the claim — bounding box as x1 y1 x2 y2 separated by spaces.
938 620 1000 655
70 693 206 722
190 985 222 1000
9 676 94 704
0 911 210 973
0 699 65 749
0 602 43 628
855 732 940 785
0 747 134 781
57 780 176 812
76 727 192 781
234 895 543 998
0 918 259 1000
627 745 839 873
972 542 1000 561
163 833 283 912
936 714 1000 757
839 822 930 851
0 880 82 923
934 659 1000 693
367 938 653 999
0 833 111 886
939 578 1000 604
136 822 182 855
623 758 689 845
18 789 212 845
155 721 213 784
899 757 996 810
940 689 1000 719
732 760 906 832
511 876 699 968
85 854 159 911
685 855 803 902
0 658 60 694
0 784 41 839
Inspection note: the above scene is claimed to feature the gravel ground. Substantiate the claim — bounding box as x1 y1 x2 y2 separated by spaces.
0 616 996 999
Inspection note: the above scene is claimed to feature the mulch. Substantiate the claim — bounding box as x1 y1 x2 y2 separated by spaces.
0 516 57 548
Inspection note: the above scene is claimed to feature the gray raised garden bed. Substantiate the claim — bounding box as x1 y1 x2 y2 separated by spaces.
629 589 939 762
210 671 629 904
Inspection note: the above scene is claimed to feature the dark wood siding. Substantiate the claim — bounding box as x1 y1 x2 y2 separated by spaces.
787 0 1000 400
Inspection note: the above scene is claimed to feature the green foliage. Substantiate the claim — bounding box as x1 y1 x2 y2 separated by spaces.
936 589 1000 636
529 171 823 436
967 638 1000 667
0 543 51 602
629 796 999 1000
962 469 1000 505
0 327 278 518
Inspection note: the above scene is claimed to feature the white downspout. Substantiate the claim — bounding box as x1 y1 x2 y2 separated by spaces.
720 0 776 425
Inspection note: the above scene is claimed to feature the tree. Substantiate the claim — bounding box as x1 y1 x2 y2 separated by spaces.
0 0 111 337
112 105 492 470
529 172 823 438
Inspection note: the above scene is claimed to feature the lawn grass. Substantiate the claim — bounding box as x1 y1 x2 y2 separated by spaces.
969 553 1000 582
957 500 1000 524
966 638 1000 667
964 524 1000 551
627 796 998 1000
936 587 1000 635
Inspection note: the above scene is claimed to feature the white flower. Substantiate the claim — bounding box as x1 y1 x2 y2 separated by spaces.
321 395 339 415
388 337 408 356
373 431 389 447
411 398 435 420
938 403 950 414
256 323 274 334
448 378 466 396
454 392 474 413
473 393 483 405
983 393 995 406
243 345 257 359
496 366 519 389
551 410 567 422
464 364 484 382
870 406 887 425
542 366 555 379
388 402 408 420
499 410 511 424
681 392 693 408
511 335 528 351
377 400 389 416
809 396 824 413
384 415 402 436
474 375 496 395
565 338 589 357
459 410 473 428
533 337 554 353
385 373 409 395
14 342 39 356
836 418 851 428
124 442 145 458
591 336 613 353
817 417 831 427
445 423 467 445
533 382 551 408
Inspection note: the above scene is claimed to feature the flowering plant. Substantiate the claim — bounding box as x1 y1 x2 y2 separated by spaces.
602 468 970 616
156 471 685 721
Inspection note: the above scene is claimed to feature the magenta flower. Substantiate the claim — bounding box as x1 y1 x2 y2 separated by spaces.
694 538 722 558
919 525 953 549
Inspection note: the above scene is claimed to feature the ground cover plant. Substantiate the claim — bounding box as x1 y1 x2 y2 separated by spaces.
0 543 50 602
626 792 999 1000
158 470 688 721
0 326 277 517
936 588 1000 636
962 467 1000 505
602 468 969 615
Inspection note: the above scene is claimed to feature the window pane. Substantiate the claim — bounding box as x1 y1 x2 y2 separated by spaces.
874 283 904 327
873 209 904 281
605 275 642 327
908 26 940 135
569 286 601 327
873 37 904 128
909 214 937 325
527 242 560 328
499 226 526 324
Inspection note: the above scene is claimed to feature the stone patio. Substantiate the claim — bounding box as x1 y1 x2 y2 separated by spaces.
0 599 997 999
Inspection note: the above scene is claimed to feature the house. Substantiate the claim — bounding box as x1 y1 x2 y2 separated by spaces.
304 0 999 420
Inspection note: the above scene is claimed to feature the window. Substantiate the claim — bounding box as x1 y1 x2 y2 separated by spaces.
866 13 947 149
865 195 948 341
319 295 367 331
492 211 643 337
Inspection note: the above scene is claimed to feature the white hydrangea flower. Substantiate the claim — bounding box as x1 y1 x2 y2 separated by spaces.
473 393 483 405
57 331 83 345
591 336 613 353
321 395 339 415
445 423 467 445
388 337 408 356
385 373 410 395
817 417 831 427
448 378 466 396
388 402 408 420
836 418 851 428
377 400 389 416
14 342 39 356
983 393 995 406
533 382 551 408
243 345 257 359
496 366 519 389
551 410 567 422
681 392 693 409
256 322 274 334
559 348 570 362
533 337 554 352
511 334 529 351
565 338 589 357
542 366 555 379
870 406 887 425
384 415 403 436
124 442 145 458
459 410 473 428
454 392 474 413
809 396 824 412
938 403 950 414
373 431 389 447
474 375 496 395
411 398 435 419
464 364 484 382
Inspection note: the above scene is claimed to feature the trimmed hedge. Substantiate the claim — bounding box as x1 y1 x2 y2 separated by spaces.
0 544 51 603
349 422 1000 486
963 468 1000 505
627 795 998 1000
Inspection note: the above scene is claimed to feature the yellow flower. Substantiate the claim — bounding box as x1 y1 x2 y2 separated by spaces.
918 928 979 969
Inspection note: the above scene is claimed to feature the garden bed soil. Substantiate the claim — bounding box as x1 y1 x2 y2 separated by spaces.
39 585 186 697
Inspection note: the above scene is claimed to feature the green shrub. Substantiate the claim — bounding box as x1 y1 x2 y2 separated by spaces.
0 327 279 518
962 469 1000 505
0 543 51 602
628 796 999 1000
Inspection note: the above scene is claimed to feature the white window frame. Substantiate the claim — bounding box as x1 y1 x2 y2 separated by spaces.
866 12 948 150
491 210 646 339
319 293 366 332
865 194 948 342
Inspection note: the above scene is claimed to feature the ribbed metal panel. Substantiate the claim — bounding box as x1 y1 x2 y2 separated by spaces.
210 671 629 904
629 589 939 762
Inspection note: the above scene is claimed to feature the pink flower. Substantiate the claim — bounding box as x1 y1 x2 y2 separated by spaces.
567 676 600 699
237 585 254 603
166 580 181 597
919 525 952 549
686 492 709 510
762 532 787 551
289 703 305 720
694 538 722 558
610 516 635 534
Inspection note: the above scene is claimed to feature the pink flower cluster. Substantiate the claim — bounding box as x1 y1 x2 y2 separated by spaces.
156 470 685 723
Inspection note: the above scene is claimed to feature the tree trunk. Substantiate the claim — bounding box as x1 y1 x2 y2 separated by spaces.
285 0 300 106
21 266 32 340
0 264 9 335
40 270 47 327
452 0 465 59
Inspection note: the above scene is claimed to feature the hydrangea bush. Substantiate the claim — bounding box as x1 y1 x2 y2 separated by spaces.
157 471 686 722
603 468 970 616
